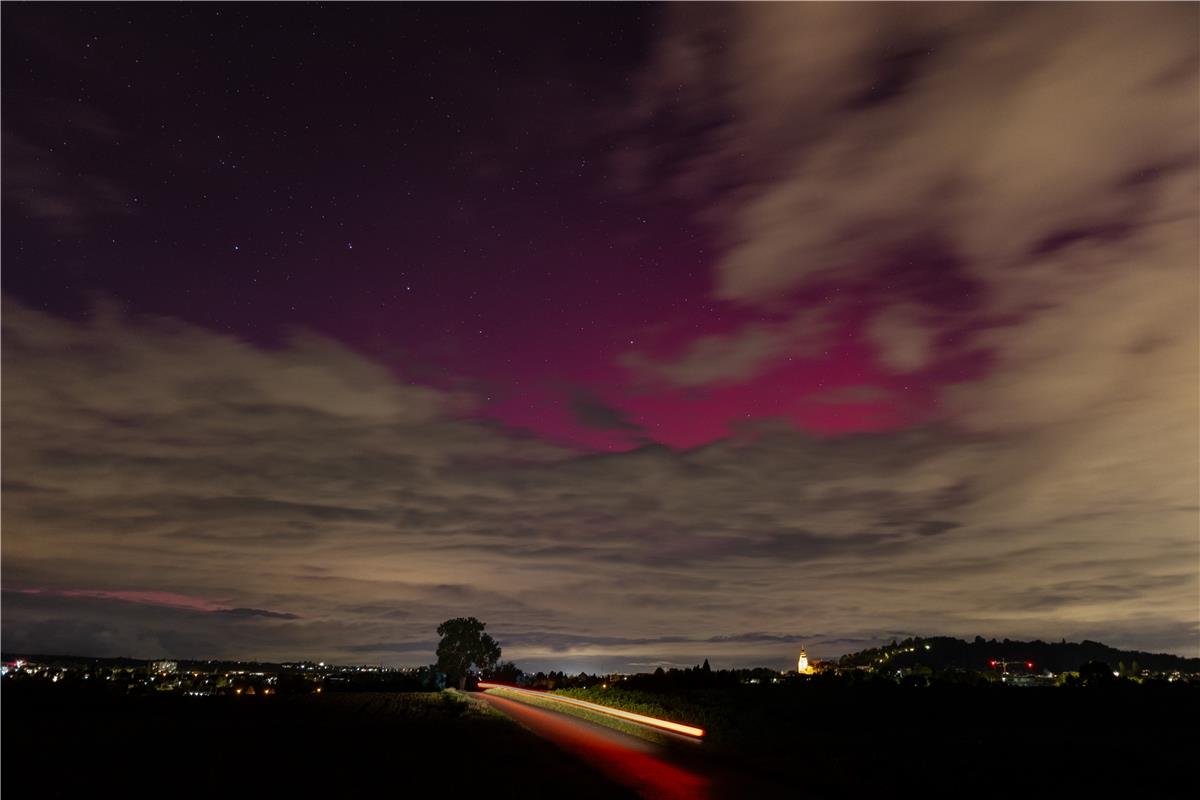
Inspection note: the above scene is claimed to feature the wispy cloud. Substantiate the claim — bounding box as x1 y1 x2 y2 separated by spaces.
2 289 1196 664
1 6 1196 666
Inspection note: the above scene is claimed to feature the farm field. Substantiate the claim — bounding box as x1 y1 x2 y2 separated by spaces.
6 682 1198 799
548 683 1200 796
2 688 635 799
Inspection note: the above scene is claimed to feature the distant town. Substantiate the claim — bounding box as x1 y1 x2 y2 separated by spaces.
5 635 1198 695
6 634 1197 800
1 656 422 696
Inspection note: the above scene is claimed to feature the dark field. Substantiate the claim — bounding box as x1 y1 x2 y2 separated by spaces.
2 689 634 799
5 685 1199 799
554 683 1200 797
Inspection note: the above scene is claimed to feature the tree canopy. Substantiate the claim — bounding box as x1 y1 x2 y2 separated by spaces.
436 617 501 689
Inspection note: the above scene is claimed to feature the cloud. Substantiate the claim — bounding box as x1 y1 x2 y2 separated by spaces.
0 11 1188 674
214 608 301 620
9 587 224 612
868 304 935 373
805 385 890 405
620 310 829 388
631 5 1197 300
626 5 1197 419
0 590 313 660
19 7 1194 666
2 113 131 232
608 3 1199 659
568 388 645 435
4 34 1199 664
3 135 130 231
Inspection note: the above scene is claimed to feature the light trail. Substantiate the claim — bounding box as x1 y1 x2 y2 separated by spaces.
477 682 705 738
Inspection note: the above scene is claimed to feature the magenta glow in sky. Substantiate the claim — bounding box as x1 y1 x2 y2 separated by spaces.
2 3 1197 669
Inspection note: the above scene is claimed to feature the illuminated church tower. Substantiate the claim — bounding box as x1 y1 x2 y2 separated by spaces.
797 647 813 675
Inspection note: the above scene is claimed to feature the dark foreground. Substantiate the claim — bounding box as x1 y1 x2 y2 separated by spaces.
2 689 634 799
479 691 786 800
548 682 1200 799
5 685 1199 799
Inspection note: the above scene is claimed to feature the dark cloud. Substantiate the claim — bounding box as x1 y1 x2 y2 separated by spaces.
1 303 1188 663
915 521 959 537
805 385 891 405
1 131 130 233
568 388 645 435
0 591 310 659
213 607 300 620
705 633 813 644
611 2 1199 661
343 641 439 654
620 311 829 389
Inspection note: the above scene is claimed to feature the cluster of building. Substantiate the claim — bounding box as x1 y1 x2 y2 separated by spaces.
0 657 414 696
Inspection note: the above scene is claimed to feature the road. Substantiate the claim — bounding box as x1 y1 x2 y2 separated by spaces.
477 691 782 800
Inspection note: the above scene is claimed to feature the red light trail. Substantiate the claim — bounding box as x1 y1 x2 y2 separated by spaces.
477 683 706 738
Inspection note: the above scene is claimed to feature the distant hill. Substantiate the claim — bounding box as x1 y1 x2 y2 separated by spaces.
839 636 1200 673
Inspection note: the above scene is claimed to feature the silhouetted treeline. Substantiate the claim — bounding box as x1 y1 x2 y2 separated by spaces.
492 657 1200 695
502 664 795 691
838 635 1200 674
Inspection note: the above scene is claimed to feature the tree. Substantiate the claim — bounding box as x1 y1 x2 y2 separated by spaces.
436 617 501 690
1078 660 1116 687
485 660 523 684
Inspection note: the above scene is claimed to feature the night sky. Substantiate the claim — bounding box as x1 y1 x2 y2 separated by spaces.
3 3 1197 670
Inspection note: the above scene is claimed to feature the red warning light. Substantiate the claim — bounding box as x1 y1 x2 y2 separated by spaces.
1026 662 1033 669
989 660 997 667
